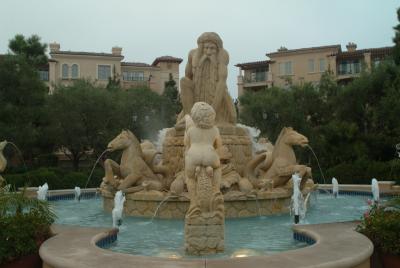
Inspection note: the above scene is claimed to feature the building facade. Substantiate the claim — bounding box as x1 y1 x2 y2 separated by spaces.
40 43 182 94
236 43 393 96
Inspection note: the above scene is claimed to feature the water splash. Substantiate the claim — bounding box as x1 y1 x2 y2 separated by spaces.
74 186 81 201
236 123 261 154
84 149 108 189
112 190 126 228
371 178 379 204
154 128 169 152
332 177 339 198
290 173 304 223
37 183 49 200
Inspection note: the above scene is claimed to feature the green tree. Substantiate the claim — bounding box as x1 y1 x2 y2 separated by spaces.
118 87 173 140
0 54 49 164
162 74 181 125
47 80 121 170
8 34 48 66
393 8 400 65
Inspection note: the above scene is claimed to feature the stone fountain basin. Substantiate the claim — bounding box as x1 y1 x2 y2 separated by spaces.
39 221 372 268
102 186 316 219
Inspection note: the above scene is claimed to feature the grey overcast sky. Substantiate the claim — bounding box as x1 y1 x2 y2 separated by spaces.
0 0 398 98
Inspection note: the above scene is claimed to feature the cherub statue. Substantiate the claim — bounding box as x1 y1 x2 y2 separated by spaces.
184 102 224 220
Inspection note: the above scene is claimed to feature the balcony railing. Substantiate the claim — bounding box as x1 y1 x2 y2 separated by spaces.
243 72 272 83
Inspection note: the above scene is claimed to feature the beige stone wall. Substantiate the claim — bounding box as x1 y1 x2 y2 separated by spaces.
49 55 122 89
269 48 338 88
152 61 180 94
103 193 291 219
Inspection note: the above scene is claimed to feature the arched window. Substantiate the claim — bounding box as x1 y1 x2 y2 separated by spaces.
71 64 79 79
62 64 69 79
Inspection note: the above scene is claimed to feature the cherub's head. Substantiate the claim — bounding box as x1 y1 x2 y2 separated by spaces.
190 102 215 129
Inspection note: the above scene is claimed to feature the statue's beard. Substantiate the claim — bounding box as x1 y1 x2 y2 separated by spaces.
198 54 218 68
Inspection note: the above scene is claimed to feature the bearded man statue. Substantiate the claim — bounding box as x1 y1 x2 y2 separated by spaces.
178 32 237 126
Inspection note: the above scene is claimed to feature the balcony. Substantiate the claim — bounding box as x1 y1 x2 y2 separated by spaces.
241 72 272 88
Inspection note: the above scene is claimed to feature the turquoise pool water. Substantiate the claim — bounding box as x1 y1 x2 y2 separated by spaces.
51 193 373 259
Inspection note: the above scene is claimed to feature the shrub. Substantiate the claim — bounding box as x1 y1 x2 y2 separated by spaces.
0 186 56 264
357 198 400 256
3 167 104 190
324 159 400 184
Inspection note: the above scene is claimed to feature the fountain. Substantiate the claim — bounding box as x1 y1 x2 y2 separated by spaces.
112 190 126 228
371 178 380 204
291 173 304 224
74 186 81 201
332 177 339 198
37 182 49 201
98 32 316 255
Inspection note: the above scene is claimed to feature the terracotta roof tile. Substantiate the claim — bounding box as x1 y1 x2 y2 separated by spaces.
152 56 183 66
50 50 123 58
333 46 394 60
121 62 152 67
266 45 341 57
235 60 271 69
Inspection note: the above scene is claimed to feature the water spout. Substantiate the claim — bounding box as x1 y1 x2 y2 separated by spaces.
332 177 339 198
305 145 326 185
84 149 108 189
371 178 379 204
112 190 126 228
151 194 171 221
37 183 49 200
74 186 81 201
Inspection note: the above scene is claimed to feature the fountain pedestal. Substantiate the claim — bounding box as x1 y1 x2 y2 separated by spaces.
185 214 224 255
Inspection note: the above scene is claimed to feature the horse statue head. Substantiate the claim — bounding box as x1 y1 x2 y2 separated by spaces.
276 127 308 148
107 130 142 156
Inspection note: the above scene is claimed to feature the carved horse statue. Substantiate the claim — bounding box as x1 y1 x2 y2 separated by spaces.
247 127 312 190
103 130 162 193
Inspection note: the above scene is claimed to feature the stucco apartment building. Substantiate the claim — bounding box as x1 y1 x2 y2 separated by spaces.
236 43 393 96
39 42 182 94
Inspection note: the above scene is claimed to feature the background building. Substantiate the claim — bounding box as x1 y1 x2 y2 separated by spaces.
236 43 393 96
40 42 182 94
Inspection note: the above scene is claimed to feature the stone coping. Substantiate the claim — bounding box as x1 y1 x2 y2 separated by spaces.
319 182 400 195
40 221 372 268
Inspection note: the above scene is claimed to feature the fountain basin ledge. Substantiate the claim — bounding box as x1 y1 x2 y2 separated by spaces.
102 185 317 219
39 221 372 268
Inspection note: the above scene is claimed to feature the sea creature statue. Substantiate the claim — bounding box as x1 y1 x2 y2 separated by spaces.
102 130 162 194
247 127 312 190
184 102 224 255
219 145 254 197
0 141 7 186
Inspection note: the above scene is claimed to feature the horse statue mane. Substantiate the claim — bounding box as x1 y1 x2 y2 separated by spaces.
122 129 143 158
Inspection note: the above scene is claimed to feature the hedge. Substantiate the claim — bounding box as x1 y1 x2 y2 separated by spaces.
4 167 104 190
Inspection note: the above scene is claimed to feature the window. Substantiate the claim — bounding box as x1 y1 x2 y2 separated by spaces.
122 71 144 81
62 64 69 79
319 59 326 72
98 65 111 80
308 59 315 73
279 61 293 75
39 70 49 81
338 60 361 75
71 64 79 79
